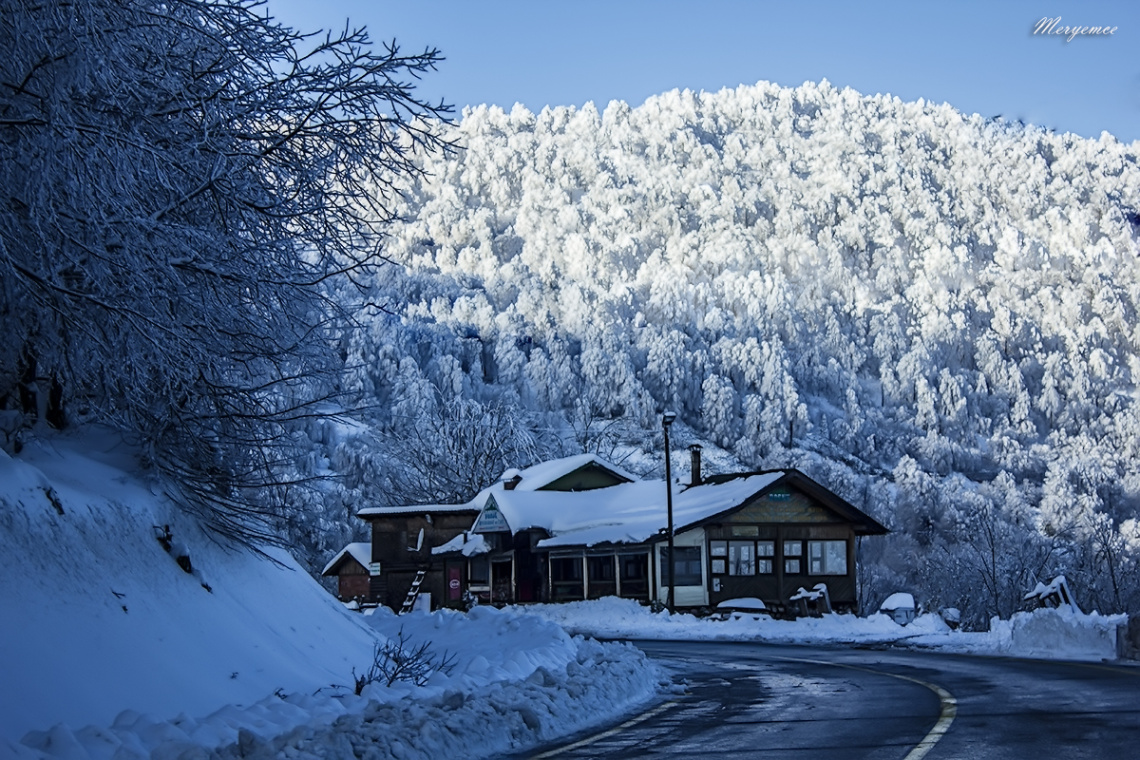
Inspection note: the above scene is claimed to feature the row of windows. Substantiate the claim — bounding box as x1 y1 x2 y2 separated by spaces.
709 540 848 576
539 540 849 592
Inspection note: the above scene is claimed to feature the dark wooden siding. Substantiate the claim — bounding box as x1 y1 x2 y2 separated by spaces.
703 486 859 611
338 574 370 601
367 511 477 609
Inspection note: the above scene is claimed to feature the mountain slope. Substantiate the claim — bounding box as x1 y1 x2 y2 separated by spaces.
338 80 1140 622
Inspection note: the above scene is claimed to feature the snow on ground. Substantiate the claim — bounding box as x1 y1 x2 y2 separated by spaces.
517 596 1128 663
0 432 662 759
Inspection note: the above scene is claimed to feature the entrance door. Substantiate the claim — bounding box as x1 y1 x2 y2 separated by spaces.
491 558 513 604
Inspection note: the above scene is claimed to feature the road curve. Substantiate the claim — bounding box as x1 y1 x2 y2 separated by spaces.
523 641 1140 759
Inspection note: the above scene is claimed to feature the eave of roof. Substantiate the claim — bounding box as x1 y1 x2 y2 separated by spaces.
355 453 637 520
356 503 480 519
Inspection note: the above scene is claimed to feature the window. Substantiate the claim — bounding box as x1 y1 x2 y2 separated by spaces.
729 542 755 575
550 556 582 582
808 540 848 575
587 555 615 582
620 554 648 581
783 540 802 557
711 559 726 574
749 541 773 573
785 558 801 574
468 556 490 585
619 553 650 598
664 546 703 586
710 540 727 557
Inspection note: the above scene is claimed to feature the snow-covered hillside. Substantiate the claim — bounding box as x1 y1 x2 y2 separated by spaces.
0 432 378 743
0 431 661 757
315 79 1140 626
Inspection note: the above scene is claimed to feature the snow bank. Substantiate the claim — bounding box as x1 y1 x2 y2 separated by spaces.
995 607 1124 661
518 597 1128 662
0 435 378 747
11 605 664 760
215 635 664 760
1 434 663 759
519 597 950 643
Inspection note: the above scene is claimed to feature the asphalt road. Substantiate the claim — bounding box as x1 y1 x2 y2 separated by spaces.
523 641 1140 759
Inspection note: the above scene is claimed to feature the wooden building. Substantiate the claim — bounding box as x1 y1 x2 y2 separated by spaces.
326 450 887 615
320 542 372 601
335 454 634 610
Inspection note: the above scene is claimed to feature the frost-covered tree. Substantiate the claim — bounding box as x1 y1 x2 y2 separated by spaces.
312 76 1140 609
381 395 546 505
0 0 449 544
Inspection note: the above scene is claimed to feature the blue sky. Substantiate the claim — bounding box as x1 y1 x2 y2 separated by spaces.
267 0 1139 143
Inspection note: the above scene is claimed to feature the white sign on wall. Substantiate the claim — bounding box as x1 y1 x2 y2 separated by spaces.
473 496 511 533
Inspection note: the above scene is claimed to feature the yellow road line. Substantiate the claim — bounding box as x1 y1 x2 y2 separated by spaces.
530 699 681 759
779 656 957 760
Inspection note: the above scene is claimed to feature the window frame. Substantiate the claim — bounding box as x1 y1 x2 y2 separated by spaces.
664 545 704 587
807 539 848 576
728 541 756 576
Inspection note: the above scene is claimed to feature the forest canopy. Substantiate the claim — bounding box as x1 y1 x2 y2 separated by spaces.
339 81 1140 624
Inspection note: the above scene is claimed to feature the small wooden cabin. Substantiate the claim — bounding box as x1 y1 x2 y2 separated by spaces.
320 542 372 602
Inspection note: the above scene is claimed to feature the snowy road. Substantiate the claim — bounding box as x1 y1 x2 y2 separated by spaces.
521 641 1140 759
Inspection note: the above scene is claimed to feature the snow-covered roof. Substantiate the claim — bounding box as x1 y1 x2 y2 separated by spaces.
431 531 491 557
477 472 785 549
355 453 637 519
321 542 371 576
503 453 638 492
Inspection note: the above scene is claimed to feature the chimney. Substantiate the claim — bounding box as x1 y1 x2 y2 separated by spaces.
504 474 523 491
689 444 703 486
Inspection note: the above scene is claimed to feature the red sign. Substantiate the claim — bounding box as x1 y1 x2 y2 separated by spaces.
448 567 462 600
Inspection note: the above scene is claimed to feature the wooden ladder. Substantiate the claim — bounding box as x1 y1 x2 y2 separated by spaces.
399 570 427 614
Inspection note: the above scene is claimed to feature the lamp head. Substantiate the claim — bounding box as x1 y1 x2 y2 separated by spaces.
662 410 677 427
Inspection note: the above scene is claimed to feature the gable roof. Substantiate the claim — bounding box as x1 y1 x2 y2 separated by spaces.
320 542 371 576
468 468 887 550
355 453 637 519
500 453 637 491
530 472 786 549
693 469 888 536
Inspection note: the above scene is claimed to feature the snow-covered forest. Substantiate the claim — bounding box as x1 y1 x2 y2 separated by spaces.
306 80 1140 627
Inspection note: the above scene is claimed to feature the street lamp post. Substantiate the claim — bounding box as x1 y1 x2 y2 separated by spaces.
662 410 677 613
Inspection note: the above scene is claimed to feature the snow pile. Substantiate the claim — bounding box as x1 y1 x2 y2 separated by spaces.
992 607 1124 661
519 597 1127 662
218 634 664 760
521 597 951 644
879 592 916 611
0 434 662 759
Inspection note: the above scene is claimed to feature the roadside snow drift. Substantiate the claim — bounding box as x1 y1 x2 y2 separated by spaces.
520 597 1127 662
0 434 663 759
